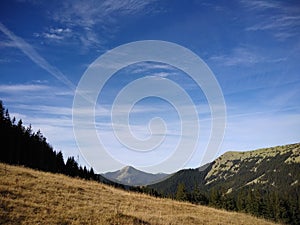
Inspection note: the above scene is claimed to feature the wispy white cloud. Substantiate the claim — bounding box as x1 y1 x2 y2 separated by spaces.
48 0 158 49
210 46 288 67
246 15 300 32
0 82 74 106
54 0 157 28
129 61 178 74
0 40 19 48
150 73 169 78
210 47 263 66
240 0 281 10
241 0 300 41
0 84 49 93
44 33 63 40
12 104 72 117
0 22 76 90
50 28 72 34
34 27 73 41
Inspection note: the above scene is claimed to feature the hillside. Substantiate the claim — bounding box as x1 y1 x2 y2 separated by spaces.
0 163 279 225
104 166 168 186
0 101 112 184
205 143 300 188
148 163 212 195
149 143 300 224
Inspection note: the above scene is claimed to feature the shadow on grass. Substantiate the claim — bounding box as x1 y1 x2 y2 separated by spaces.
107 212 151 225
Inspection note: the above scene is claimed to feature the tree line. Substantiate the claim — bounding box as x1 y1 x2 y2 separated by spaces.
170 176 300 225
0 100 97 181
147 144 300 225
132 180 299 225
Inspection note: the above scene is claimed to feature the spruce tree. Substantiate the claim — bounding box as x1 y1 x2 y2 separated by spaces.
176 183 188 201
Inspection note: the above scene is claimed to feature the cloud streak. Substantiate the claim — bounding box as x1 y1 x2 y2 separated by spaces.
34 27 73 41
0 84 49 93
241 0 300 40
240 0 281 10
210 46 288 67
0 22 76 91
210 47 264 66
49 0 158 48
54 0 157 28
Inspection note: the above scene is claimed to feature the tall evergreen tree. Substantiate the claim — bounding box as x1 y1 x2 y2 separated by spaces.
176 183 188 201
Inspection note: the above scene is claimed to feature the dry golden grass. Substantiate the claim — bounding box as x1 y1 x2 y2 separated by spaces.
0 163 280 225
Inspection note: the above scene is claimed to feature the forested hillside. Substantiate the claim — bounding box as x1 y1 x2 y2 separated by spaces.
0 100 113 184
150 144 300 224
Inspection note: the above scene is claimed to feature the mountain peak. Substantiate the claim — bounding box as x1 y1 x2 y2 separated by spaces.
104 166 168 186
120 165 137 173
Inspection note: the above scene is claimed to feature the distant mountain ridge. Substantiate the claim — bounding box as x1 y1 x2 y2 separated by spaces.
103 166 169 186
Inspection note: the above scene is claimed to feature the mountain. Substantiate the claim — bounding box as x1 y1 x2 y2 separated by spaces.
103 166 169 186
150 143 300 194
204 143 300 190
149 143 300 224
148 163 212 195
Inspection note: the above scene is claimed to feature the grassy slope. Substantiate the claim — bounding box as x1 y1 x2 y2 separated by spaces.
206 143 300 182
0 163 279 225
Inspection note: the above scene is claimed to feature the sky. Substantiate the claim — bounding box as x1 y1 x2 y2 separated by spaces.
0 0 299 174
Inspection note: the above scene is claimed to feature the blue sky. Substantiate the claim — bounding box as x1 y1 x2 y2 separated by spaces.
0 0 299 173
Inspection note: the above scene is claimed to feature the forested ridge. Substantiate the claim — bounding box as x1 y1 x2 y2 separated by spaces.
149 143 300 224
0 100 107 182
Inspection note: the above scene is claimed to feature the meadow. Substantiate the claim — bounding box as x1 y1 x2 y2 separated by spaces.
0 163 281 225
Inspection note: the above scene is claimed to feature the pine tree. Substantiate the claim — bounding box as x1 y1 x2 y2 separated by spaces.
176 183 188 201
65 157 79 177
55 151 65 173
0 100 4 120
190 185 208 205
209 187 222 208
